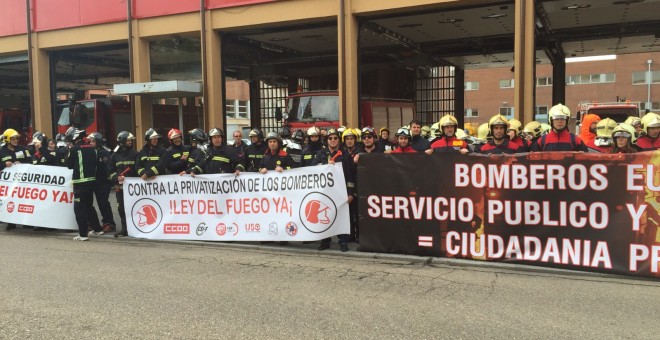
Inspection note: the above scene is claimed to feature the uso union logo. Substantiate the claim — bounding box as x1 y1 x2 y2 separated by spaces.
130 198 163 234
299 192 337 233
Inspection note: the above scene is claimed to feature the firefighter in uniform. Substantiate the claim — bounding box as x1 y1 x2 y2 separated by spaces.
193 128 244 175
66 128 103 241
87 132 116 232
611 123 638 154
284 129 305 167
301 127 324 167
245 128 267 172
506 118 529 151
624 116 643 138
183 128 208 175
478 115 525 154
587 118 617 153
55 133 69 167
163 128 190 174
109 131 138 237
636 112 660 151
311 128 353 252
258 132 295 172
376 127 395 152
522 121 544 146
428 115 469 154
531 104 588 152
390 127 416 153
31 132 57 165
341 128 362 243
1 129 31 230
136 128 167 180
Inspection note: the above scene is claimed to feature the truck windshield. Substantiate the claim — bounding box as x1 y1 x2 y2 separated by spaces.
587 108 638 123
57 101 96 129
286 95 339 122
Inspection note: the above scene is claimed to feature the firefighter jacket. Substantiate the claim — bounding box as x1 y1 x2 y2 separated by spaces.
55 146 69 167
509 136 530 152
259 148 295 171
0 144 31 171
430 136 469 153
136 144 167 178
376 138 395 152
109 147 138 189
635 135 660 151
197 145 243 174
67 143 97 184
163 144 191 174
34 146 58 165
231 142 248 163
391 145 416 153
301 141 325 167
531 130 588 152
283 142 303 167
185 145 207 174
311 147 355 197
478 139 524 154
244 142 268 172
95 147 112 184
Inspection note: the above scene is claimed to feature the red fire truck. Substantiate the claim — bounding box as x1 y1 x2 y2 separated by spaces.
282 91 415 132
575 101 641 133
57 97 201 147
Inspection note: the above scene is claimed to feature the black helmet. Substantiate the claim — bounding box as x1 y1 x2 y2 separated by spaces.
188 128 208 143
117 131 135 147
292 129 305 144
87 132 104 146
265 131 283 144
280 126 292 139
248 128 264 140
65 126 86 143
209 127 224 138
144 128 161 142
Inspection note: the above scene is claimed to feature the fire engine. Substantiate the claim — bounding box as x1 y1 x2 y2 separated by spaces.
575 101 641 133
281 91 415 132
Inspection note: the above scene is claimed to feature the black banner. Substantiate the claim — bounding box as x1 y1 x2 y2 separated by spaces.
358 151 660 278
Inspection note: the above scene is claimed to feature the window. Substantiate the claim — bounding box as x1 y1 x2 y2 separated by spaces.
499 107 514 118
632 71 660 85
464 108 479 117
566 73 615 85
464 82 479 90
536 77 552 86
499 79 514 88
226 99 250 119
641 102 660 111
535 106 548 122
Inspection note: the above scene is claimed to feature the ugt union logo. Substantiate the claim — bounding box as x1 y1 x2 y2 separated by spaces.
131 198 163 234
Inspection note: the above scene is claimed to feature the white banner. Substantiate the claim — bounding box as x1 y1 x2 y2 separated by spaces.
0 164 77 230
124 164 350 241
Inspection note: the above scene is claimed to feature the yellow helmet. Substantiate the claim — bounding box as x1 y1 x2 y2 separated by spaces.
612 123 636 143
430 122 440 137
595 118 617 138
641 112 660 134
455 128 468 140
540 123 552 134
548 103 571 123
421 125 431 138
508 118 522 133
488 114 510 129
379 127 390 135
439 115 458 127
624 116 641 128
464 124 477 136
341 128 358 142
3 128 20 144
477 123 490 141
523 121 543 138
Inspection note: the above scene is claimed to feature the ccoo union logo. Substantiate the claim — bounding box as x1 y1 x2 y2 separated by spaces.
130 198 163 234
299 192 337 233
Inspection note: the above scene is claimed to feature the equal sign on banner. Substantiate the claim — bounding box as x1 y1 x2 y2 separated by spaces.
418 236 433 248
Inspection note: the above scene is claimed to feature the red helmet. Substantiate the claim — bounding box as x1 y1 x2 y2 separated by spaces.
168 128 182 140
304 200 331 224
136 205 158 227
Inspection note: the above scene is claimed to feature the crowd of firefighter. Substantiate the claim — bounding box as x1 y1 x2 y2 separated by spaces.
1 103 659 249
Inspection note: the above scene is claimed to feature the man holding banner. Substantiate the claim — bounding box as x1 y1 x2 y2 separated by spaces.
109 131 138 238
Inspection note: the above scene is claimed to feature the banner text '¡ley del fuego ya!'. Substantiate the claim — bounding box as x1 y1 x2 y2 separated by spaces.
123 164 350 241
358 151 660 279
0 164 77 230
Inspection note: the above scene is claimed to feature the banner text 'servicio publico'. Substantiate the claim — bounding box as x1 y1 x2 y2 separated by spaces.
358 151 660 279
